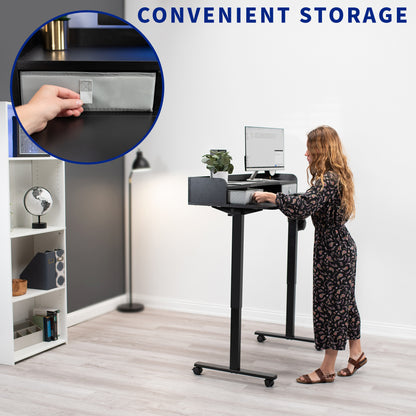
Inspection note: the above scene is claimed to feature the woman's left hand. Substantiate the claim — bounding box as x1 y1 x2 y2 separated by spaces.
252 192 277 204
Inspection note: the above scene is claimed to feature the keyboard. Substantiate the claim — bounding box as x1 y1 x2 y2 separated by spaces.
228 179 276 186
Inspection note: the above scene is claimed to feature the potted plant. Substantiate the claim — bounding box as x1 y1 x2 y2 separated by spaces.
41 15 70 51
202 150 234 181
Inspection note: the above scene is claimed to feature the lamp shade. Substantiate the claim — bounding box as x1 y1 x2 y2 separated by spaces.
132 150 150 171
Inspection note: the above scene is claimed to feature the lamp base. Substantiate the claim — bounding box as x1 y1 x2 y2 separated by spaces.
117 303 144 313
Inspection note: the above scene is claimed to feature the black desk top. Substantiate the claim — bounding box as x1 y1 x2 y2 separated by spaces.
215 202 278 211
31 112 156 164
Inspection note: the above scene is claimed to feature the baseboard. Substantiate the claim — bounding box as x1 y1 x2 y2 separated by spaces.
137 293 312 326
360 320 416 340
67 294 127 327
67 293 416 340
136 293 416 340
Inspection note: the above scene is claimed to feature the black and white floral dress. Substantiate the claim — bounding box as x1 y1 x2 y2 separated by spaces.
275 171 361 350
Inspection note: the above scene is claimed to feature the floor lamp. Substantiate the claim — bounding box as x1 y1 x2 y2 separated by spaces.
117 150 150 313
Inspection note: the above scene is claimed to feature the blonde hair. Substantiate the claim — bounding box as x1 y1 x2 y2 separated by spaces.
307 126 355 220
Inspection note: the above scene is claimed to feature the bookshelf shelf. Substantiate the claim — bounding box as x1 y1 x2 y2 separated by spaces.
14 339 66 363
9 157 51 162
10 226 66 239
12 287 65 304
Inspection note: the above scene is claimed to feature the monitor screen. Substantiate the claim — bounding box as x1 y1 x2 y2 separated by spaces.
245 126 284 171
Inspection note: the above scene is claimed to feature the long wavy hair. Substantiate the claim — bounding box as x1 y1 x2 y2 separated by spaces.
307 126 355 220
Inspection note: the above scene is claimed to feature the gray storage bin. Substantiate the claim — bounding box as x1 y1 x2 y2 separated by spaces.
13 320 43 350
228 189 263 205
20 71 156 112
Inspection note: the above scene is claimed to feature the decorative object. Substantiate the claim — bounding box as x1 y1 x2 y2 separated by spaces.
117 150 150 313
23 186 53 229
41 16 70 51
12 279 27 296
202 149 234 181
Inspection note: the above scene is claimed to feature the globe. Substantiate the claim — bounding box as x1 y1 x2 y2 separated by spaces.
23 186 53 229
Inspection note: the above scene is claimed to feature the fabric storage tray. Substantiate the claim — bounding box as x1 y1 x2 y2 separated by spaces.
228 189 263 205
13 320 43 350
20 71 156 111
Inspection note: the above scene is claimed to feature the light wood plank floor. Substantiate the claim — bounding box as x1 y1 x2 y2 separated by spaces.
0 308 415 416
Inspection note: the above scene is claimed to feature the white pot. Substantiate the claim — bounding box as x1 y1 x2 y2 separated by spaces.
212 171 228 182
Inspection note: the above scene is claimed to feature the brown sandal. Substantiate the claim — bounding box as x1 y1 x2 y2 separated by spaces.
337 352 367 377
296 368 336 384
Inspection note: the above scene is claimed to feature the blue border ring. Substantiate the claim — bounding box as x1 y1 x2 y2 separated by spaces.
10 10 164 164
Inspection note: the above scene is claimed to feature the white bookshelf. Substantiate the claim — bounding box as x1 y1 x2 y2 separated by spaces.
0 102 68 365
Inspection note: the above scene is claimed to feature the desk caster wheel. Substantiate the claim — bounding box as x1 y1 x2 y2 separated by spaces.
257 334 266 343
193 366 203 375
264 378 274 388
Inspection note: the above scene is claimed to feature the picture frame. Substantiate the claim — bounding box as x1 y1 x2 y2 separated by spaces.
12 117 48 157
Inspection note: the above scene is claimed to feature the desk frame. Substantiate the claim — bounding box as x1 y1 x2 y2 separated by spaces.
193 207 277 387
189 174 313 387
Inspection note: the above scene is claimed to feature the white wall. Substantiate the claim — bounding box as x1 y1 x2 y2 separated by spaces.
125 0 416 338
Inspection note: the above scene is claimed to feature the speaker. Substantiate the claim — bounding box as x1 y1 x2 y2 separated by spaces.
55 249 65 287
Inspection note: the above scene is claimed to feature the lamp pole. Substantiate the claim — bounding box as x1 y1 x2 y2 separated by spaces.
117 152 148 313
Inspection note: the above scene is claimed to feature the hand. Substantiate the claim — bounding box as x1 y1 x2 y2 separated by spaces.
252 192 277 204
15 85 84 135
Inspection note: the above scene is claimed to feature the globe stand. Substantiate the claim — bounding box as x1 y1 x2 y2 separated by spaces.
32 216 47 229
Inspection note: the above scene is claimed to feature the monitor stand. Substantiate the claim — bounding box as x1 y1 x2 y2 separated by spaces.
247 171 259 181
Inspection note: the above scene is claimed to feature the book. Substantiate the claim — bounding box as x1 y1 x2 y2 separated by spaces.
47 311 58 341
43 315 52 342
33 307 60 340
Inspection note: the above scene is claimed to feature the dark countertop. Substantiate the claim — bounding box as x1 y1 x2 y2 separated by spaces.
31 112 156 164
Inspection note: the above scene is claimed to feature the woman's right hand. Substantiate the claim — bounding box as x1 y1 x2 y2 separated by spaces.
252 192 277 204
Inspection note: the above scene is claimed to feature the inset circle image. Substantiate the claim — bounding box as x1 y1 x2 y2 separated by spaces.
11 11 163 164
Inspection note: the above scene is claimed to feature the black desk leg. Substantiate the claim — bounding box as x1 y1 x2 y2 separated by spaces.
230 212 244 370
255 219 314 344
193 211 277 387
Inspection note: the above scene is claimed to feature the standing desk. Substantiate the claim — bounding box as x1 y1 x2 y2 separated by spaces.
188 173 312 387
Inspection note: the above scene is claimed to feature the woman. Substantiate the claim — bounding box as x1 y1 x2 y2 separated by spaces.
253 126 367 384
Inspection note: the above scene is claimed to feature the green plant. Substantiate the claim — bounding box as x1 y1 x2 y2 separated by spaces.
55 16 70 21
202 150 234 174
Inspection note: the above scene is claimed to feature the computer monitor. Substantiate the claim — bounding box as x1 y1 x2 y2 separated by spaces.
244 126 284 177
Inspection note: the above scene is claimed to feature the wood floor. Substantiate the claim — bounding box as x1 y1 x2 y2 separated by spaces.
0 308 415 416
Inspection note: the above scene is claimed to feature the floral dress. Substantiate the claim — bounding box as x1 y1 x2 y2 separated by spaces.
275 171 361 350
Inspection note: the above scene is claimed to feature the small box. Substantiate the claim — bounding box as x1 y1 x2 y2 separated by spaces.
13 320 43 350
228 189 263 205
